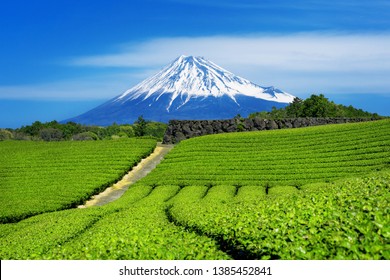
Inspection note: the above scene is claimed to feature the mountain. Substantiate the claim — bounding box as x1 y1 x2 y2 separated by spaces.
65 55 295 125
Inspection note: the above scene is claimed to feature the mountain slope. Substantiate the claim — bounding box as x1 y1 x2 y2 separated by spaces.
66 55 295 125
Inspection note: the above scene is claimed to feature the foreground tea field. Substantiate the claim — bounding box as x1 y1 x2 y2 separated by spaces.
0 184 230 260
169 172 390 259
1 170 388 260
0 138 157 223
0 120 389 259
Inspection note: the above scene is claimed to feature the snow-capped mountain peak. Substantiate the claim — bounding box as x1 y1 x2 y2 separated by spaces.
65 55 296 126
115 55 295 111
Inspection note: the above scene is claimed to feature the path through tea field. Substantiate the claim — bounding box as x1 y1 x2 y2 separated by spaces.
79 143 174 207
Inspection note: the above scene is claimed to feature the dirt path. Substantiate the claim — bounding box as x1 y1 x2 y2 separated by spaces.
78 143 174 208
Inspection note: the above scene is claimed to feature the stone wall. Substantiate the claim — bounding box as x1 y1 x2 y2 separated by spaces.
162 117 377 144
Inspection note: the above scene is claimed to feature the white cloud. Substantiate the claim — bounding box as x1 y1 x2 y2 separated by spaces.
69 33 390 95
71 33 390 72
2 33 390 101
0 74 137 100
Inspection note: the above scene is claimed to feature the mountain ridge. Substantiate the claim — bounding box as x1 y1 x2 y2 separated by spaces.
65 55 295 125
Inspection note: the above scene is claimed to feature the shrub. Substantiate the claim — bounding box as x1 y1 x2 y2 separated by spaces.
40 128 63 141
0 129 13 141
72 132 99 141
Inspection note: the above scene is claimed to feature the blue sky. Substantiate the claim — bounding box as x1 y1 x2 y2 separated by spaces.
1 0 390 127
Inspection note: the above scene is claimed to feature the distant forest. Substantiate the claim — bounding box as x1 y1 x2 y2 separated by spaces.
249 94 381 119
0 94 383 142
0 116 167 142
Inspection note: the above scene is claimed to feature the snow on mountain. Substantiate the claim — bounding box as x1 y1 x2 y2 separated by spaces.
115 55 294 111
64 55 295 125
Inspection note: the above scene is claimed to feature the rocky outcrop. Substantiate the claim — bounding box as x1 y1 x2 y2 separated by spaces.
163 117 378 144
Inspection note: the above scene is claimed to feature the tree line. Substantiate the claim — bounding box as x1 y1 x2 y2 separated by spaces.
249 94 382 119
0 116 167 141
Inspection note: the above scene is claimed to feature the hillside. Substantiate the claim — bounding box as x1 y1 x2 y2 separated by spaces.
0 138 157 223
140 120 390 187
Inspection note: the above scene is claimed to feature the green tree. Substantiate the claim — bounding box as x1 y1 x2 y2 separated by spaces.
134 116 148 137
40 128 64 141
105 123 120 138
145 122 167 139
285 97 304 117
119 125 135 138
301 94 337 117
62 122 84 139
269 106 287 119
21 121 43 136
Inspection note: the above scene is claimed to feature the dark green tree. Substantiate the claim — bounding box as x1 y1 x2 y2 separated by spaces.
269 106 287 119
62 122 84 140
145 122 167 140
301 94 337 117
105 123 120 137
40 128 63 141
21 121 43 136
133 115 147 137
286 97 304 117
